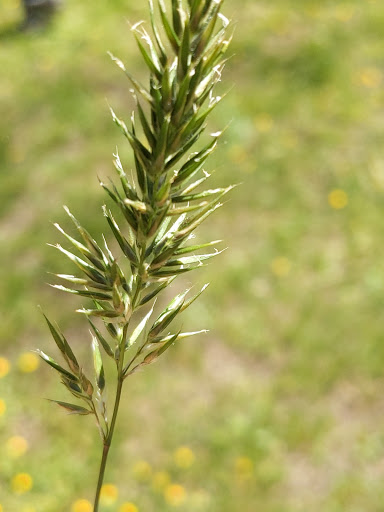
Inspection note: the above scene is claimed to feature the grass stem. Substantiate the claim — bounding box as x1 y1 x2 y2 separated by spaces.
93 374 124 511
94 317 129 511
93 444 110 512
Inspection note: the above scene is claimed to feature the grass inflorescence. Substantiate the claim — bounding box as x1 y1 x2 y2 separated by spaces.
37 0 233 509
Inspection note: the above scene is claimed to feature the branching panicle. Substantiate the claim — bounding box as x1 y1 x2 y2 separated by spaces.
38 1 232 510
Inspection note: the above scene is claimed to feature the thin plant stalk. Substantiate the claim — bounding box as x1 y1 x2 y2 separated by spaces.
93 322 128 512
37 1 233 509
93 379 122 511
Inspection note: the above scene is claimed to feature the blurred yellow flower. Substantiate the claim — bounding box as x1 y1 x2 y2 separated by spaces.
119 503 138 512
6 435 29 458
174 446 195 469
100 483 118 505
358 67 382 88
18 353 40 373
132 460 152 482
270 257 292 277
11 473 33 494
328 189 348 210
254 113 274 133
164 484 186 506
235 456 254 479
0 357 10 378
71 499 92 512
152 471 171 491
0 399 6 416
0 503 3 512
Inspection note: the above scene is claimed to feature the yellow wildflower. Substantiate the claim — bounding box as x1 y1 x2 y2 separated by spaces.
6 436 29 458
18 353 40 373
358 67 382 88
100 483 118 505
0 357 10 378
11 473 33 494
270 257 292 277
235 456 254 479
174 446 195 469
164 484 186 506
328 189 348 210
71 499 93 512
0 399 6 416
119 503 139 512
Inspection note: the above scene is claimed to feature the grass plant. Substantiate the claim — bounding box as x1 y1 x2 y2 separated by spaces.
36 1 232 509
3 1 384 511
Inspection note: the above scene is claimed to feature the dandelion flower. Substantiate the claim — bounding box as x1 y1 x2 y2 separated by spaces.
328 189 348 210
11 473 33 494
164 484 186 506
0 357 10 378
6 436 29 458
235 456 254 479
71 499 92 512
18 353 40 373
0 399 6 417
100 483 118 505
174 446 195 469
359 67 382 88
119 503 139 512
270 257 292 277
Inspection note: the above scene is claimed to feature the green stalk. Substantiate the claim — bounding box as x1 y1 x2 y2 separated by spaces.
93 317 128 511
93 376 124 512
93 244 146 511
93 443 111 512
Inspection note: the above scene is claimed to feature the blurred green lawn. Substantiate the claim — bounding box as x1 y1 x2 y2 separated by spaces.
2 0 384 510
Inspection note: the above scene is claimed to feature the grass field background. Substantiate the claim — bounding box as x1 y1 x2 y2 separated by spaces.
1 0 384 510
